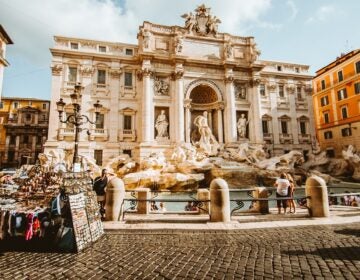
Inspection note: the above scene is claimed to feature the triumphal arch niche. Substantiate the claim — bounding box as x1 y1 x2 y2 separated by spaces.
136 4 263 159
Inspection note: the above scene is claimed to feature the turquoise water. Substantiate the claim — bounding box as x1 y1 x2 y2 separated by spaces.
124 183 360 213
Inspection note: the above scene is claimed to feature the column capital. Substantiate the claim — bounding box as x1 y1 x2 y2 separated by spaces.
136 69 154 81
171 69 184 80
224 75 234 84
51 64 63 76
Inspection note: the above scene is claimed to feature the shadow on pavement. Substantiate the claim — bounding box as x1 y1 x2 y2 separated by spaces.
334 228 360 237
284 247 360 261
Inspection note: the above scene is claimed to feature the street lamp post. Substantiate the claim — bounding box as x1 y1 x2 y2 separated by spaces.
56 83 102 171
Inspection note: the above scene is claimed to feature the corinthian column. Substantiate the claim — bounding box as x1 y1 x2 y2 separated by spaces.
224 73 237 143
172 65 185 143
141 61 154 143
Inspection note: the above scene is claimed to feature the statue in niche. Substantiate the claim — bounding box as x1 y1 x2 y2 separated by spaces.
224 41 233 58
174 33 184 53
237 114 249 139
142 29 151 49
193 111 218 154
155 110 169 138
154 77 169 96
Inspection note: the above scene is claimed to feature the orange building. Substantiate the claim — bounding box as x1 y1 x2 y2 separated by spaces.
0 97 50 168
312 49 360 157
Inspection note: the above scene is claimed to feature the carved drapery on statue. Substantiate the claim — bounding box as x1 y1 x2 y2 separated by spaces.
181 4 221 36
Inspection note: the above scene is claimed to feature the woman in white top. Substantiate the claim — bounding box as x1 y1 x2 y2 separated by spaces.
274 173 290 214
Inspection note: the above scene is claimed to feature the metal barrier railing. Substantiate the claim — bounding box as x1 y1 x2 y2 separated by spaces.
119 186 360 220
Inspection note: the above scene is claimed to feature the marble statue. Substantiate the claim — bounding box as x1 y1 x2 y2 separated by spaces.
155 110 169 138
237 114 249 139
208 15 221 35
174 33 183 53
224 41 233 58
193 111 218 154
181 12 197 32
342 145 360 181
142 29 151 49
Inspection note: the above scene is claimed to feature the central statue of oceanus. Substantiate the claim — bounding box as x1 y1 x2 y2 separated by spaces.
193 111 219 155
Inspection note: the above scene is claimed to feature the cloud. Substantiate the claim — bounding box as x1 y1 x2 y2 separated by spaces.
0 0 274 67
306 5 336 23
286 0 298 21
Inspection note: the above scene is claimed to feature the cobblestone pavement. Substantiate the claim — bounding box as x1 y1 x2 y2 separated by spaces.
0 223 360 280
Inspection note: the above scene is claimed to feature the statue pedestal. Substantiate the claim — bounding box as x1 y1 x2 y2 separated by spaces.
156 136 170 145
237 138 250 143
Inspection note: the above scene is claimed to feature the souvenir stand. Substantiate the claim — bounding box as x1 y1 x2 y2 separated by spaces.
0 166 103 252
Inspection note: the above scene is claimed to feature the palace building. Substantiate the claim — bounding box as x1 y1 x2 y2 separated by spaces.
312 49 360 157
45 5 315 165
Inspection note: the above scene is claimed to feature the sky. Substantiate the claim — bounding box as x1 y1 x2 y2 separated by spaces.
1 0 359 100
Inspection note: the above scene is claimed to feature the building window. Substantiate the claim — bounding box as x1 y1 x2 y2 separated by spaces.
94 150 103 166
321 80 325 90
281 121 288 134
323 112 330 124
124 115 132 130
279 85 284 98
42 114 46 121
354 82 360 94
95 114 104 129
13 102 18 109
262 120 268 134
8 151 15 162
99 46 106 53
341 106 348 119
277 65 282 71
125 48 133 55
70 42 78 50
0 102 3 109
37 136 42 144
341 127 352 137
324 131 333 139
25 114 31 121
338 70 343 82
320 95 329 106
68 67 77 83
97 69 106 85
260 84 266 96
337 88 347 100
42 103 47 110
356 61 360 74
326 149 335 158
300 121 306 135
123 149 132 157
296 86 302 99
10 136 16 145
23 135 29 144
124 72 133 87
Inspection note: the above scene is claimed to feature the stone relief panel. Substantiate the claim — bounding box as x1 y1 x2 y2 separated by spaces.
155 39 169 50
154 77 170 96
234 83 247 101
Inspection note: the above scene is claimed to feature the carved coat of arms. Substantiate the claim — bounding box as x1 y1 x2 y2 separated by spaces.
181 4 221 36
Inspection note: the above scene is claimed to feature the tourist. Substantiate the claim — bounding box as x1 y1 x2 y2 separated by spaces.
286 173 296 214
159 202 166 212
151 201 159 211
185 201 193 211
93 168 109 219
274 173 290 214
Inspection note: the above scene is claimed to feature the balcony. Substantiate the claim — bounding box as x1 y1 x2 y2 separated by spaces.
262 133 273 143
298 133 311 144
119 129 136 141
279 133 293 144
58 128 75 140
277 100 290 108
88 128 108 141
295 98 308 109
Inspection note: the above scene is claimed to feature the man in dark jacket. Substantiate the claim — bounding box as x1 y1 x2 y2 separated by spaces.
93 169 108 219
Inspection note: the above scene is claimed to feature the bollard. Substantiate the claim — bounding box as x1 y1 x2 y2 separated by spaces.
105 177 125 221
210 178 231 222
136 187 150 214
197 189 210 215
252 187 269 214
305 175 330 217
